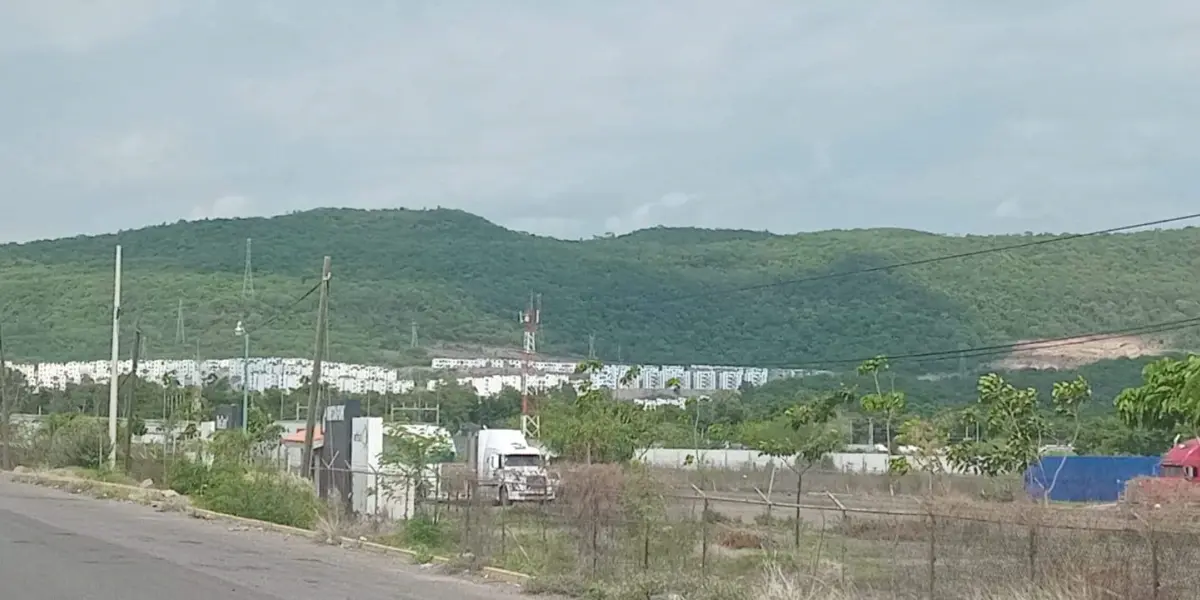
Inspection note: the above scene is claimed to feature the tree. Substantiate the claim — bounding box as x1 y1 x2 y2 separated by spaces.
1115 355 1200 435
380 425 452 509
1074 415 1176 456
538 361 661 464
1022 375 1090 500
858 356 906 451
741 388 849 519
946 373 1091 484
893 416 951 494
947 374 1046 476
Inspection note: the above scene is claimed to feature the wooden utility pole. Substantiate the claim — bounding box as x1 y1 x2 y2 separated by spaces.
121 327 142 473
301 257 332 479
0 323 10 471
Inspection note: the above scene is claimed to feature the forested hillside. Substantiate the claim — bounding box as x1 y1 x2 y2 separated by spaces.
0 208 1197 368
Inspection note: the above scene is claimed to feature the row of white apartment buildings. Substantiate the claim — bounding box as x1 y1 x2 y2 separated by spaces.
430 357 830 390
5 356 830 397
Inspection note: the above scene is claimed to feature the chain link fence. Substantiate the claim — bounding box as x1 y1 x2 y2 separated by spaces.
318 465 1200 600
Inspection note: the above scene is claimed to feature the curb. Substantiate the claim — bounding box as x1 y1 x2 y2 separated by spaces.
4 470 530 585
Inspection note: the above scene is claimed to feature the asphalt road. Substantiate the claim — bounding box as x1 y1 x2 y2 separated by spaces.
0 476 534 600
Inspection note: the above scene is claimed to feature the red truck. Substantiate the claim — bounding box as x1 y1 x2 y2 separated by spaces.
1123 438 1200 504
1160 437 1200 480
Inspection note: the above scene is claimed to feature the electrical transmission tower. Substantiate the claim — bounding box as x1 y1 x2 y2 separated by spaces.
242 238 255 300
520 294 541 440
588 333 596 359
174 298 186 345
410 321 419 348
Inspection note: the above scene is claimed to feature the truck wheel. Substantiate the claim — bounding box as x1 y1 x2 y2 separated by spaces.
498 486 510 507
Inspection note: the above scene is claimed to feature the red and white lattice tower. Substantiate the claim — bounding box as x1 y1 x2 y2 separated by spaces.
519 294 541 439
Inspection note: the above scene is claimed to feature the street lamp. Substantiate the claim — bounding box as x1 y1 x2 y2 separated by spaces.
235 320 249 431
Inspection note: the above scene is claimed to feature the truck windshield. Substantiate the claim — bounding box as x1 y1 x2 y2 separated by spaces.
503 454 541 468
1162 465 1184 477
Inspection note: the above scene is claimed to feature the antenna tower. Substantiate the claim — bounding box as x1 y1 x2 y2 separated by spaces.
520 293 541 439
242 238 255 299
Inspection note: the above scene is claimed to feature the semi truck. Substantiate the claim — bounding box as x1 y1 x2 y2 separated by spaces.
464 428 556 505
1123 437 1200 504
1158 437 1199 481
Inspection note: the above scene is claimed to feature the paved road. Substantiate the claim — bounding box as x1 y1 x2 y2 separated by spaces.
0 476 534 600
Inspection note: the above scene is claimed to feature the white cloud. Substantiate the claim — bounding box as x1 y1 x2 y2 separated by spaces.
0 1 1197 241
0 0 177 53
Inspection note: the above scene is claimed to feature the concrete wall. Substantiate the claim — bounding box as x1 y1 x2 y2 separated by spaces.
638 448 891 473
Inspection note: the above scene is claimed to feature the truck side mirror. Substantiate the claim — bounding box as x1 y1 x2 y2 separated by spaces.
488 455 500 470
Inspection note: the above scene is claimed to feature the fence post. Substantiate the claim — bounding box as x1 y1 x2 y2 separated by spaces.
462 480 473 554
701 496 709 576
643 519 650 571
1150 529 1160 600
926 512 936 600
500 504 507 559
540 499 548 545
827 492 848 587
1027 523 1037 589
754 486 772 524
591 496 600 576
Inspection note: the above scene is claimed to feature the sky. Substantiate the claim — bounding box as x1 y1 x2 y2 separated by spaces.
1 0 1197 243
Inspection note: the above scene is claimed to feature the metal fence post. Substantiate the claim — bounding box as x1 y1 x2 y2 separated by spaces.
701 496 709 576
926 512 937 600
643 519 651 571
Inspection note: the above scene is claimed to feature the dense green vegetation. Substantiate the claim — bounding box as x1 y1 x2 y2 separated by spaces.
0 208 1197 371
1 353 1181 455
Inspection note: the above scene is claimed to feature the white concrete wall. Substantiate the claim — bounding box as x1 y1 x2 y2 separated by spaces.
350 416 416 520
638 448 967 475
638 448 892 473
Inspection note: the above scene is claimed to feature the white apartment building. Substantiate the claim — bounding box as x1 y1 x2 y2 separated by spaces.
3 354 798 398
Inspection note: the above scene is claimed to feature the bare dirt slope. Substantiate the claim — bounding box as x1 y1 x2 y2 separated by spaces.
992 334 1171 370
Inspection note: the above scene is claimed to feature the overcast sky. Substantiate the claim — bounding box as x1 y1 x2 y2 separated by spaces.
1 1 1197 243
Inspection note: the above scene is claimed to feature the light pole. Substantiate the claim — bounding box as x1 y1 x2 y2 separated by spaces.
235 320 249 430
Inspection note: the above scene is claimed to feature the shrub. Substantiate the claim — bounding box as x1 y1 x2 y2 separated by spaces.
46 415 111 469
165 457 215 496
402 514 448 548
717 526 769 550
197 469 320 529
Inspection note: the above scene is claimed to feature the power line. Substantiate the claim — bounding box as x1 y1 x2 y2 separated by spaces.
752 315 1200 370
243 280 323 335
438 211 1200 334
650 212 1200 306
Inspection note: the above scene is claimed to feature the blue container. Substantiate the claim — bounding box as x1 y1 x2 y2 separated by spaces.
1024 456 1161 502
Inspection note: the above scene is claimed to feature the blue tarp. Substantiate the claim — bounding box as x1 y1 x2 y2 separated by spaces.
1024 456 1161 502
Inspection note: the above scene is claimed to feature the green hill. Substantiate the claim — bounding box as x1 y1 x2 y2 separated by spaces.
0 208 1197 367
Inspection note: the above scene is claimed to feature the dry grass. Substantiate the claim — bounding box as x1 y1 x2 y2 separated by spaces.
506 464 1200 599
1123 476 1200 507
652 464 1022 502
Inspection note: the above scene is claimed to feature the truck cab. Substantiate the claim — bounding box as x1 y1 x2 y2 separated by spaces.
470 428 556 505
1160 438 1200 481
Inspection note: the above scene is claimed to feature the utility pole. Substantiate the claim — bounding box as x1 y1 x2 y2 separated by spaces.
235 320 249 430
0 323 10 471
301 256 332 479
107 245 122 470
121 327 142 473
